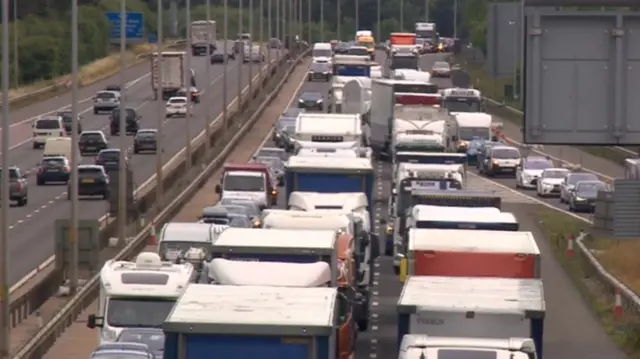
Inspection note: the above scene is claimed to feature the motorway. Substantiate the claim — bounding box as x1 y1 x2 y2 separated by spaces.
6 49 281 285
37 50 630 359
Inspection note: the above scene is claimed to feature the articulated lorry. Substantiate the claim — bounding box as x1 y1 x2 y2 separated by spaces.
191 20 216 56
397 276 545 358
151 51 186 100
163 285 339 359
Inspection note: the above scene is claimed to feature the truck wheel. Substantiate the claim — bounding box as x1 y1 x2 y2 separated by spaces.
357 318 369 332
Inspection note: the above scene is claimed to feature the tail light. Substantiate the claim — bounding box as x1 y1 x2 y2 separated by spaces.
96 158 103 165
38 167 44 173
63 166 70 172
16 183 22 191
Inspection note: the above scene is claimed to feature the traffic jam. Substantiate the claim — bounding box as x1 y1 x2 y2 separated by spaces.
84 24 551 359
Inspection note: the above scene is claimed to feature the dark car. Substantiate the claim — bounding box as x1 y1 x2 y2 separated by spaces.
176 86 200 103
116 328 164 359
37 156 70 185
133 129 158 154
298 92 324 111
272 116 297 147
269 38 282 49
346 46 369 57
95 148 124 173
79 131 108 155
56 110 83 134
110 107 140 136
104 84 121 92
569 180 607 212
70 165 109 200
0 167 28 206
308 62 332 82
279 124 297 152
211 48 232 63
334 42 350 54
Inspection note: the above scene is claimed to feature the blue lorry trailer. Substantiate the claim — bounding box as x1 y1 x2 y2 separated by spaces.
163 285 338 359
285 156 375 225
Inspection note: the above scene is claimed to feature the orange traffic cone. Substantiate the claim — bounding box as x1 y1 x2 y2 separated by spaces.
148 224 158 245
566 234 575 258
614 288 624 319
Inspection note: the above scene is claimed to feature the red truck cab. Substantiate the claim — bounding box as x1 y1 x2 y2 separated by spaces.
215 163 279 208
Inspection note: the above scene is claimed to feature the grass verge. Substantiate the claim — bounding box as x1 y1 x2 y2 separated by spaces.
529 205 640 357
452 54 637 166
5 42 178 111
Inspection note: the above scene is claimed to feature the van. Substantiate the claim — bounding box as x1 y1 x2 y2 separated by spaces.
32 116 65 149
312 43 333 62
43 138 78 163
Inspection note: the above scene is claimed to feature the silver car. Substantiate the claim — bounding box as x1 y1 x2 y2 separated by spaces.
559 172 599 204
93 91 120 114
243 45 265 63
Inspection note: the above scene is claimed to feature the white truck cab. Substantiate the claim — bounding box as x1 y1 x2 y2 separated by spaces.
157 222 220 261
296 147 372 158
288 191 370 228
207 258 332 286
292 113 363 150
87 252 194 343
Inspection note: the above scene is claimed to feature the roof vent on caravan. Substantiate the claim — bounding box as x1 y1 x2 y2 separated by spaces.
135 252 163 268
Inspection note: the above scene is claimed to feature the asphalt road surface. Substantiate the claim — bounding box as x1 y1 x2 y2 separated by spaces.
421 53 626 358
6 50 282 285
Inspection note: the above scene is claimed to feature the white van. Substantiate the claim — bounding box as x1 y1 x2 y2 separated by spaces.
33 116 65 149
43 138 78 163
312 43 333 63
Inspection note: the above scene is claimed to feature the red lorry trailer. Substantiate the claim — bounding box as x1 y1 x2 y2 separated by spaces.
400 228 540 281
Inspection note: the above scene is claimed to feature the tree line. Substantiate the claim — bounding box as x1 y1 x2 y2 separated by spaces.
4 0 501 87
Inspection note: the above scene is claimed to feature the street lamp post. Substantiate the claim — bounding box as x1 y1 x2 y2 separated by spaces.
117 0 128 251
185 0 193 172
156 0 165 207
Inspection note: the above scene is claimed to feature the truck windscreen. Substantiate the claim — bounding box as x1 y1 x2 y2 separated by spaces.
442 97 482 112
390 56 419 70
394 143 445 154
394 82 439 94
402 190 501 216
415 220 519 231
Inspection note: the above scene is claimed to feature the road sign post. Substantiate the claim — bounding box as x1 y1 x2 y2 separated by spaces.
106 11 145 44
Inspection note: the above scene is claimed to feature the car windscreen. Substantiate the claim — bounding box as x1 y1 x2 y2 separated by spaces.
96 92 116 99
78 167 103 177
491 148 520 159
311 63 330 72
223 174 265 191
0 169 19 179
42 158 66 167
80 133 104 141
136 131 156 139
99 151 120 160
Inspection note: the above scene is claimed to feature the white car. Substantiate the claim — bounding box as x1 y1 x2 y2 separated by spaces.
536 168 570 197
515 156 554 189
165 97 191 117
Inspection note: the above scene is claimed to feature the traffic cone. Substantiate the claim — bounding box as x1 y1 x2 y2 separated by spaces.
148 224 158 245
614 288 624 319
566 234 575 258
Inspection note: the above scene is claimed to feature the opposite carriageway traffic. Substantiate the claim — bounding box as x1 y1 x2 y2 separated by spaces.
5 49 281 287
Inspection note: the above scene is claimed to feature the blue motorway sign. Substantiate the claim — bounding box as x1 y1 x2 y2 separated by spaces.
105 12 144 43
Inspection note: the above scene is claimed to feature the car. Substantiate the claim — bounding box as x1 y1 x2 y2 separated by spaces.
242 45 265 63
165 97 192 117
176 87 200 104
210 48 231 63
272 115 298 147
568 180 607 212
476 140 502 172
334 42 350 54
219 197 262 220
70 165 110 200
269 37 282 49
256 147 288 162
297 92 324 111
104 84 122 92
90 342 153 359
559 172 599 204
95 148 124 173
253 156 285 185
279 123 297 152
56 110 83 134
116 327 164 359
228 213 253 228
308 62 332 82
79 130 108 155
93 90 120 114
36 156 70 185
346 46 369 57
1 167 28 206
133 129 158 154
110 107 140 135
536 168 570 197
235 33 252 53
515 156 554 189
431 61 451 77
481 145 521 177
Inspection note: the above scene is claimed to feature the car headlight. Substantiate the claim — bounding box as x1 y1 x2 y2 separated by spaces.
575 197 586 201
298 99 304 103
316 99 323 103
386 225 393 234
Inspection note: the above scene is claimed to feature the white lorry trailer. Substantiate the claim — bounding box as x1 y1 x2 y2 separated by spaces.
190 20 216 56
151 51 186 100
342 78 372 117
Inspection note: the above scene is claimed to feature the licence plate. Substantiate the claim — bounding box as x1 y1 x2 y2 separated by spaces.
82 178 95 183
47 169 60 172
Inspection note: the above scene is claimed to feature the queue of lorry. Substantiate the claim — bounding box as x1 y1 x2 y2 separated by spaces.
82 35 543 359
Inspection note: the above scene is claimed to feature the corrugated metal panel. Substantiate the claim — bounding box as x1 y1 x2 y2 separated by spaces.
612 180 640 238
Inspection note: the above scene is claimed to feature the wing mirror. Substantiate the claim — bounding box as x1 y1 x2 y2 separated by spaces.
215 184 222 194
